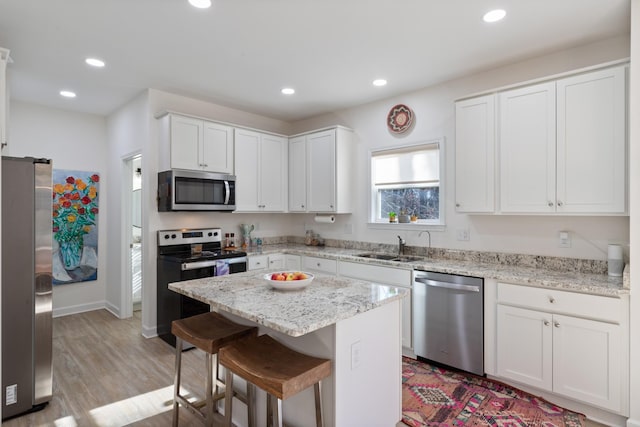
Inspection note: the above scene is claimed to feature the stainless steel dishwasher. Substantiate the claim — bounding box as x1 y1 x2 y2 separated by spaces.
412 270 484 376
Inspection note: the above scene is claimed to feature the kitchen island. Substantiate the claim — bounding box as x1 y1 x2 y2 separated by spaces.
169 271 407 427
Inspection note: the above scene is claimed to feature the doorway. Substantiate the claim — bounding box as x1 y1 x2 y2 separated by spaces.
131 156 142 312
121 152 143 321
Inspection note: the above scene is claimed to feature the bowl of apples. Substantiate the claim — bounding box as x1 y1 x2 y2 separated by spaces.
264 271 314 290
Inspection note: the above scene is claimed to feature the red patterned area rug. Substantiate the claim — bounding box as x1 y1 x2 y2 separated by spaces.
402 357 585 427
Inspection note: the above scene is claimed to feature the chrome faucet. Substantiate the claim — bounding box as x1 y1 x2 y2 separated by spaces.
418 230 431 258
397 235 406 255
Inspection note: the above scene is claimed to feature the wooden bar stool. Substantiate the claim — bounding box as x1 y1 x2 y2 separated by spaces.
171 311 258 427
219 334 331 427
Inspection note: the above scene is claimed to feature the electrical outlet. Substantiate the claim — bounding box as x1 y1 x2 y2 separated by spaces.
456 229 470 241
558 231 571 248
351 341 362 370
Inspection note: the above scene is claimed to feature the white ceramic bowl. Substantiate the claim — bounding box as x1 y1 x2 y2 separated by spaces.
264 272 314 291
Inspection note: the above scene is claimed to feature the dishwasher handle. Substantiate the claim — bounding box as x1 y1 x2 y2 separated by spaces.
414 277 481 293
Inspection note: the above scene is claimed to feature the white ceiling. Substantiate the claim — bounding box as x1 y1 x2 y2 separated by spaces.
0 0 631 121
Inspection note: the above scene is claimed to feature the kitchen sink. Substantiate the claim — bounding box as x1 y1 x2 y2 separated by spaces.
355 253 425 263
392 255 425 263
355 253 398 260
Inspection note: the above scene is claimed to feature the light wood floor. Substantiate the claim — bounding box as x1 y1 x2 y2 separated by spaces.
3 309 211 426
2 309 609 427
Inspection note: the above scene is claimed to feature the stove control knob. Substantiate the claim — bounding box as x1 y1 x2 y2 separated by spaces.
163 234 170 239
208 232 213 237
171 234 177 239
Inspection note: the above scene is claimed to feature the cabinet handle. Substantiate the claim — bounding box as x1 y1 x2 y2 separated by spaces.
549 297 555 303
317 262 321 267
301 204 305 208
554 321 560 328
544 320 550 326
456 203 461 208
330 205 334 209
548 201 554 207
557 200 563 207
256 262 261 266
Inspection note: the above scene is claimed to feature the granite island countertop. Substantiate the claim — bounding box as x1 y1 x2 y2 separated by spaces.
169 271 408 337
247 244 628 297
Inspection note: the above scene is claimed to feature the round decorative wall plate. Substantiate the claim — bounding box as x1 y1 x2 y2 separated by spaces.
387 104 414 133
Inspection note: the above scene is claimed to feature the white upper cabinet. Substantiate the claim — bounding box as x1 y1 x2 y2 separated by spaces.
456 64 627 215
499 82 556 213
234 128 287 212
288 127 354 213
0 47 9 151
454 94 496 213
166 114 234 174
288 136 307 212
556 67 626 214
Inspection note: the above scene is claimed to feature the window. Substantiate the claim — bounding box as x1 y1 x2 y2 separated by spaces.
370 140 444 225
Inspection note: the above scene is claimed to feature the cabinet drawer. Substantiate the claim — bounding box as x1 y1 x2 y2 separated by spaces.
497 282 621 323
338 261 411 288
248 255 268 271
303 256 337 274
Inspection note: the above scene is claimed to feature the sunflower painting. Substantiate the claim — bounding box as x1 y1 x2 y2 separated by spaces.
52 169 100 285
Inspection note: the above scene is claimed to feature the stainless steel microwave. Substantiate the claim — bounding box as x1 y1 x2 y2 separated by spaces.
157 169 236 211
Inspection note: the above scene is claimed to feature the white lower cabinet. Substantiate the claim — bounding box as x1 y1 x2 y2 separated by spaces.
495 283 627 415
302 256 337 275
338 261 412 354
249 254 301 271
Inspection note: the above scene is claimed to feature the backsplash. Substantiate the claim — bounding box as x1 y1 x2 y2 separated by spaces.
279 235 609 275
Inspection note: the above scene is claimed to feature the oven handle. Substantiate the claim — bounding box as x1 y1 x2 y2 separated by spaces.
224 181 230 205
414 277 480 293
181 256 248 271
181 260 217 271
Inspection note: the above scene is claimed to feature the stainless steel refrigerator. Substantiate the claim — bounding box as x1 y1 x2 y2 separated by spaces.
1 156 53 419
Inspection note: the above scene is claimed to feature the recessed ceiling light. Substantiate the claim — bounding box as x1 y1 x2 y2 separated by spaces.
281 88 295 95
483 9 506 23
373 79 387 87
60 90 76 98
189 0 212 8
85 57 105 68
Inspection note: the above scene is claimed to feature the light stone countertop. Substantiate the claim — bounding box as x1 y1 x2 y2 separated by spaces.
248 244 628 298
169 271 408 337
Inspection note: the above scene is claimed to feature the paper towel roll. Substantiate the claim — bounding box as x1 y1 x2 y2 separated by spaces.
608 244 624 277
314 215 335 223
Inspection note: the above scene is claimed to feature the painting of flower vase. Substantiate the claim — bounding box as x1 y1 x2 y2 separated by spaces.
52 169 99 285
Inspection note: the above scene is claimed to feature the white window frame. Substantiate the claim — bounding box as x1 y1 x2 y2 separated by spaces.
368 138 446 230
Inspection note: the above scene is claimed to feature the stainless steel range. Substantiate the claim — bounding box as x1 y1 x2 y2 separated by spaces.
156 227 247 348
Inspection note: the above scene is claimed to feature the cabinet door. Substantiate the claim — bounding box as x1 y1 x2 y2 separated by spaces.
234 129 260 211
248 255 268 271
0 49 7 150
170 115 202 170
285 255 302 270
268 254 285 270
454 95 495 213
288 136 307 212
552 314 622 412
556 67 626 213
259 134 287 211
307 130 336 212
499 82 556 213
496 305 552 391
202 122 234 174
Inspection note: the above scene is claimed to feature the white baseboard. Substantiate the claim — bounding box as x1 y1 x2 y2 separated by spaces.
626 419 640 427
52 301 106 318
141 324 157 339
104 301 121 318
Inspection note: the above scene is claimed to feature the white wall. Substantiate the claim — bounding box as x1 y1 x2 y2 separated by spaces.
7 101 108 316
626 2 639 427
290 35 631 261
